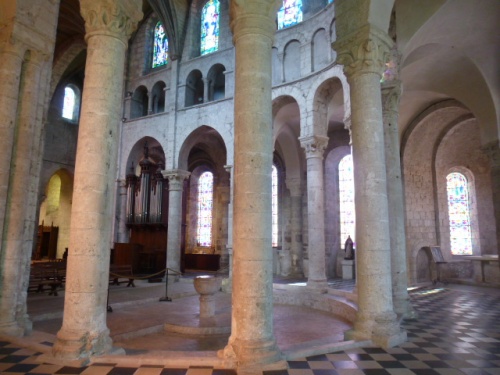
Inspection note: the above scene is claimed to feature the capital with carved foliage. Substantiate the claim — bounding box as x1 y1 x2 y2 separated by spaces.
333 24 393 78
80 0 143 44
161 169 191 191
299 135 329 159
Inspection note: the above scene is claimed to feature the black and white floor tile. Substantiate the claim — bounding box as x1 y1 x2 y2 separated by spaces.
1 285 499 374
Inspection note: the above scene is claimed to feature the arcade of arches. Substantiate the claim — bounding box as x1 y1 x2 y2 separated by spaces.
0 0 499 371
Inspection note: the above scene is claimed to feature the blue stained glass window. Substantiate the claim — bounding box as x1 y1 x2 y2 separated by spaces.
62 86 76 120
277 0 303 30
152 21 168 68
197 171 213 247
339 154 355 246
272 165 278 247
201 0 220 56
328 0 334 3
446 172 473 255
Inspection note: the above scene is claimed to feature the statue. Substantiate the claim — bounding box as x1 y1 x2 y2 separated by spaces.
344 235 354 260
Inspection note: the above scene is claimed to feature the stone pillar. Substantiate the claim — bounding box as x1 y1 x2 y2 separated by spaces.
0 45 23 250
203 77 211 102
162 169 190 278
223 165 234 292
285 178 303 276
115 179 129 243
221 0 284 369
334 26 405 347
300 135 329 292
482 142 500 261
382 79 416 319
53 0 142 362
0 52 45 337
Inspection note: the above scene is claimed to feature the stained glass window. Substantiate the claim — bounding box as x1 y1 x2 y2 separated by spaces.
277 0 303 30
197 171 213 247
272 165 279 247
152 21 168 68
62 86 76 120
339 154 355 246
201 0 220 56
446 172 473 255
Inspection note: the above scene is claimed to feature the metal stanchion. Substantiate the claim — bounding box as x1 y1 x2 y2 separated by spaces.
159 268 172 302
107 284 113 312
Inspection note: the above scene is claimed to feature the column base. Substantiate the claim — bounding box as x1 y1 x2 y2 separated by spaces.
393 292 418 320
219 337 284 369
52 328 114 365
0 320 26 337
307 279 328 293
345 311 406 348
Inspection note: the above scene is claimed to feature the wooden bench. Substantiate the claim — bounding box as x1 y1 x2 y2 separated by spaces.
109 264 136 287
28 266 63 296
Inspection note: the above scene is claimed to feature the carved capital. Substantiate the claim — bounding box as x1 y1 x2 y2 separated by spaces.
229 0 281 42
334 25 393 78
161 169 190 191
80 0 143 44
299 135 329 159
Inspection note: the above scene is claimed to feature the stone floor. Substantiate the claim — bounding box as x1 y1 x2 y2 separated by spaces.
0 276 499 374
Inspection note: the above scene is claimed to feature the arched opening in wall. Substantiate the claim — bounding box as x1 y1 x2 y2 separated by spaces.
283 40 301 82
151 81 166 114
179 126 228 271
36 170 74 260
120 137 167 274
131 86 149 118
312 28 329 71
207 64 225 101
185 70 204 107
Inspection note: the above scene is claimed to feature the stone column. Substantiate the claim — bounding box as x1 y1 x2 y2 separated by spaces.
300 135 329 292
162 169 190 278
221 0 284 369
115 179 129 243
53 0 142 362
223 165 234 292
203 77 211 102
334 26 405 347
0 52 45 337
286 178 303 275
382 80 417 320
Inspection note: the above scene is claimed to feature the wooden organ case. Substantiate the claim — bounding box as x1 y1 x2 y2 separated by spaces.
114 143 168 274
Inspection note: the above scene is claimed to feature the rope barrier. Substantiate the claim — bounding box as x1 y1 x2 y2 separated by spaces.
108 267 183 280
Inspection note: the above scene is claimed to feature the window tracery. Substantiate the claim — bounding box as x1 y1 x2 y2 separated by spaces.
446 172 473 255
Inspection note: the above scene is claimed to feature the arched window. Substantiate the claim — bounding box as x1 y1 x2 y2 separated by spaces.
62 85 80 122
339 154 355 246
277 0 303 30
152 21 168 68
272 165 279 247
62 86 75 120
197 171 214 246
446 172 473 255
201 0 220 56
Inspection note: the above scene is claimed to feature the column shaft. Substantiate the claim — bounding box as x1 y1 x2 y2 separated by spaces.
163 170 190 277
382 82 416 319
53 1 142 361
223 0 283 368
286 180 302 276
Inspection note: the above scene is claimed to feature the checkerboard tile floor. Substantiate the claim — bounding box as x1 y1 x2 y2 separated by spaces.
1 285 499 374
